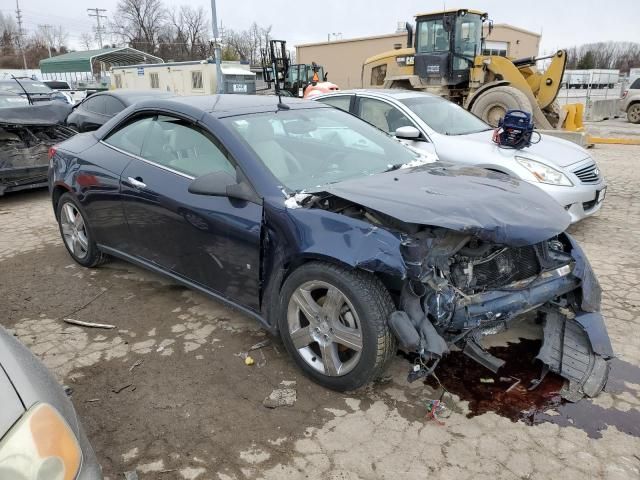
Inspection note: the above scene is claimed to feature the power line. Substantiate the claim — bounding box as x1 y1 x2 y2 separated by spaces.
15 0 27 69
87 8 107 48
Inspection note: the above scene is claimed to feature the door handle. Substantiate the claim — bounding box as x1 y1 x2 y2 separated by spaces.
127 176 147 189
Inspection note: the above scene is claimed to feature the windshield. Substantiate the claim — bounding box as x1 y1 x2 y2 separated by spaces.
400 96 490 135
0 80 53 95
223 107 428 192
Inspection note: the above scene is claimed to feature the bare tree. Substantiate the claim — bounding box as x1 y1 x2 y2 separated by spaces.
566 41 640 73
79 32 94 50
111 0 166 54
225 22 271 65
37 25 69 52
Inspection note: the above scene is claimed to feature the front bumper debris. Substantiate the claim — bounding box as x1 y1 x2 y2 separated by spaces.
537 310 612 401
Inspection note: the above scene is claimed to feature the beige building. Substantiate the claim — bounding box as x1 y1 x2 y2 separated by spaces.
296 24 541 89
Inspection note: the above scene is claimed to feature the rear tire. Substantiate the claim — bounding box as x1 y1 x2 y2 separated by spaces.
470 86 533 126
277 262 396 391
627 104 640 124
56 193 108 268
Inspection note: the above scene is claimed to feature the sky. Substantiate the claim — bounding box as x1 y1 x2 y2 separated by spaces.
3 0 639 55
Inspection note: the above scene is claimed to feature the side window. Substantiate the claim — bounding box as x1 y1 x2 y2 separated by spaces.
82 96 106 114
631 78 640 90
317 95 352 112
104 116 154 156
370 65 387 86
141 116 235 178
357 98 413 133
191 71 203 90
150 72 160 89
103 96 126 116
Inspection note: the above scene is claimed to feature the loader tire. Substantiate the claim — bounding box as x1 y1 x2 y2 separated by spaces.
470 86 532 126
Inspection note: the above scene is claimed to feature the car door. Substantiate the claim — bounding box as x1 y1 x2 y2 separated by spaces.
119 113 263 310
75 95 107 131
354 96 437 155
95 114 155 251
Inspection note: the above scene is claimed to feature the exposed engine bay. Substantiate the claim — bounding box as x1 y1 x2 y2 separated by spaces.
299 192 613 401
0 102 74 195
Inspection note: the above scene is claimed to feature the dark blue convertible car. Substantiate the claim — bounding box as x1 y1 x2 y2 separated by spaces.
48 95 612 399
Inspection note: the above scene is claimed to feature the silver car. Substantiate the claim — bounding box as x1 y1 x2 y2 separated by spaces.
621 77 640 124
314 89 607 223
0 326 102 479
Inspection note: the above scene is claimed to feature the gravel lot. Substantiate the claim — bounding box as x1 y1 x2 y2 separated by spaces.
1 143 639 480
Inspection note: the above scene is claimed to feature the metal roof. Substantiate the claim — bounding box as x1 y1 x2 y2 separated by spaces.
39 47 163 74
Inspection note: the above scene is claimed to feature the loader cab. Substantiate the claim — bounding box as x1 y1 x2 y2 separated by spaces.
286 64 326 97
414 9 487 87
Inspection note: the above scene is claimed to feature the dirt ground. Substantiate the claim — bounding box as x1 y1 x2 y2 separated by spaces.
1 144 640 480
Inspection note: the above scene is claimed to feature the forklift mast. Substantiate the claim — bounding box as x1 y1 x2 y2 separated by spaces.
262 39 290 94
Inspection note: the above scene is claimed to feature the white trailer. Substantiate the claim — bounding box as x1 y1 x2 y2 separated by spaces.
563 69 619 89
111 60 256 95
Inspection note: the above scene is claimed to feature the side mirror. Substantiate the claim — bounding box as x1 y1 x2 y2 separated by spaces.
323 72 328 82
395 126 421 140
188 170 259 203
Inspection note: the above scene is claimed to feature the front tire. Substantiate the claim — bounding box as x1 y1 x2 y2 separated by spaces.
470 86 533 126
56 193 108 268
627 104 640 124
277 262 396 391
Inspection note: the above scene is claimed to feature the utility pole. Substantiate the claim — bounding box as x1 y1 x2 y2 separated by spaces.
87 8 107 48
210 0 223 94
39 24 53 57
15 0 27 69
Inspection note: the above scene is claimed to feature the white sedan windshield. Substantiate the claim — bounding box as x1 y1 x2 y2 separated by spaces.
224 108 429 191
401 96 491 135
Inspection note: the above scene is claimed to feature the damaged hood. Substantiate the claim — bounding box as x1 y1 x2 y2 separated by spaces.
0 101 72 126
321 163 571 246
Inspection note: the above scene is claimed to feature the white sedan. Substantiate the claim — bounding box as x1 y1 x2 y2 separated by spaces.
314 89 607 223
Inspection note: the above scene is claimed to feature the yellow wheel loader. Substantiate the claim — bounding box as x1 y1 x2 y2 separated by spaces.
362 9 567 129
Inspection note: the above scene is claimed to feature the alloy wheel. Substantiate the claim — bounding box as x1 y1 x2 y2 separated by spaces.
286 280 363 376
60 202 89 260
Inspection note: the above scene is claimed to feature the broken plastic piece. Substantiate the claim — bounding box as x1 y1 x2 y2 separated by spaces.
462 338 506 373
245 356 255 366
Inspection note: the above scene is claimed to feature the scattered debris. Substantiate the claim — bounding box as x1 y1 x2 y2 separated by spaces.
129 360 143 372
256 350 267 368
249 339 271 351
112 383 133 394
480 378 495 384
245 356 255 366
424 399 450 425
123 471 139 480
63 385 73 397
263 381 297 408
505 377 522 393
86 398 100 403
63 318 115 329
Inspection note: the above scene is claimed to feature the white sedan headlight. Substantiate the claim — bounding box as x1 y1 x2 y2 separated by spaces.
0 403 82 480
515 157 573 186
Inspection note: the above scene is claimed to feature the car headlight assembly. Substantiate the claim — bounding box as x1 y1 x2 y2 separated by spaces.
515 157 573 186
0 403 82 480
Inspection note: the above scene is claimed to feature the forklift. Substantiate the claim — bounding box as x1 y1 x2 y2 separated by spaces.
262 40 338 98
363 9 568 128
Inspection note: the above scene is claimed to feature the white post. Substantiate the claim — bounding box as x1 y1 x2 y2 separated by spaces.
210 0 224 94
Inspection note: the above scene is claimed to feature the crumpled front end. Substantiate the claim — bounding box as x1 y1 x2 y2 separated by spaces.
389 229 613 402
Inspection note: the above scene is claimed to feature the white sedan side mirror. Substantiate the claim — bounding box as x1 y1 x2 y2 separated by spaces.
395 126 421 140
